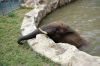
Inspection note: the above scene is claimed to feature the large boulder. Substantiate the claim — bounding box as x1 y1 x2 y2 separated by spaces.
28 34 100 66
21 0 75 8
21 0 48 8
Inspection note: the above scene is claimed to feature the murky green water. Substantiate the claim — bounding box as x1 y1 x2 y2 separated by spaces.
39 0 100 56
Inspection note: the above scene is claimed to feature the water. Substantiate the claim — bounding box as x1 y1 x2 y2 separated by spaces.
39 0 100 56
0 0 20 15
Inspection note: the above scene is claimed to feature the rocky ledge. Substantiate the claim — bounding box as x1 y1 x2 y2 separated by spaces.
20 0 100 66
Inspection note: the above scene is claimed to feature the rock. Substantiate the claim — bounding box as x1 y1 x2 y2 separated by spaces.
59 0 66 7
21 0 35 8
21 0 48 8
29 34 100 66
21 0 76 8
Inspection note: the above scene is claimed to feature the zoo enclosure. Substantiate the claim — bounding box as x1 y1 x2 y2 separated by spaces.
0 0 21 16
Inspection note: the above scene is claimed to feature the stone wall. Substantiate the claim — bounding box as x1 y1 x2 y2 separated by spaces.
21 0 75 8
20 0 100 66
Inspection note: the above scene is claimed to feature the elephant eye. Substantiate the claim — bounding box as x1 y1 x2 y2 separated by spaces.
56 30 59 33
66 32 74 35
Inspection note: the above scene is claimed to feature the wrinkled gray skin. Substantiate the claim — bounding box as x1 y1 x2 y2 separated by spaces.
17 22 87 48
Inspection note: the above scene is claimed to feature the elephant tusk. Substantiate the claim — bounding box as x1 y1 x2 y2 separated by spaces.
39 28 48 34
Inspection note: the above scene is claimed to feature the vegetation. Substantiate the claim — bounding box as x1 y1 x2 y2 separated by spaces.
0 8 59 66
7 12 16 17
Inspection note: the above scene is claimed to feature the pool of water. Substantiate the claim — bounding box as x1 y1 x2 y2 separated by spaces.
39 0 100 56
0 0 20 15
